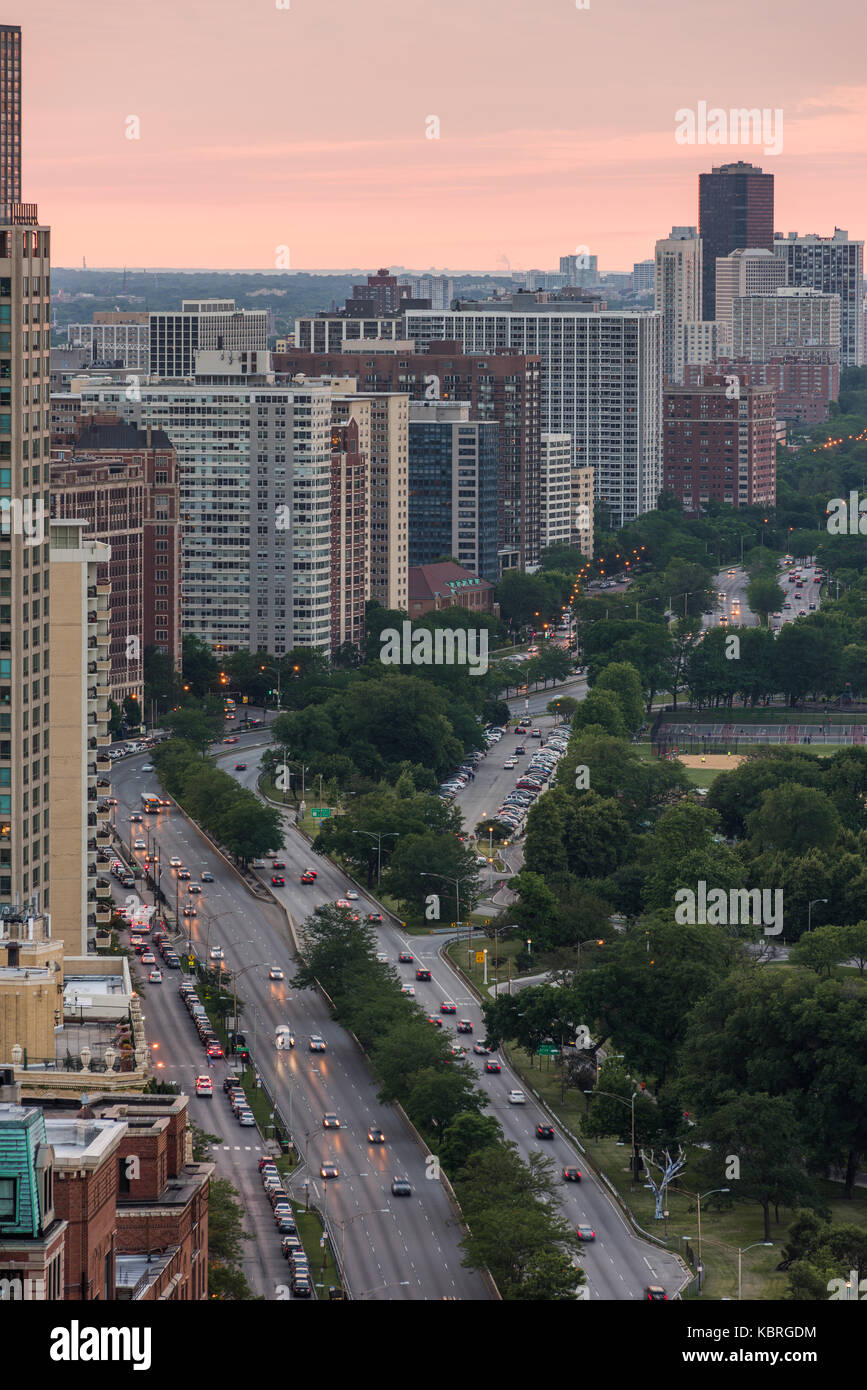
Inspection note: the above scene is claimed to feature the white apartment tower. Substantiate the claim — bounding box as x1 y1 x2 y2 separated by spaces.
714 248 787 354
539 434 573 551
774 230 864 367
654 226 703 383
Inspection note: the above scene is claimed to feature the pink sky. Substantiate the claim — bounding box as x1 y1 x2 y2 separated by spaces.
20 0 867 270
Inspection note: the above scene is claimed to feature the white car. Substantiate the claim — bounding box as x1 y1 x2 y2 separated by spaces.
507 1089 526 1105
142 764 155 772
503 758 518 768
169 856 182 868
401 984 416 996
134 839 147 850
209 946 224 961
268 966 284 981
346 890 359 900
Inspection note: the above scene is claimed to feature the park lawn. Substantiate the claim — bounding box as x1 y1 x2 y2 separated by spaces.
290 1202 340 1296
659 708 865 726
499 1043 867 1300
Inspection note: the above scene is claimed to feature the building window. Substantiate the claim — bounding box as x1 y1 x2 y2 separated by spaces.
0 1177 17 1220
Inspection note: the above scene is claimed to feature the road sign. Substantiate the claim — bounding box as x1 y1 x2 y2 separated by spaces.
536 1044 558 1056
311 808 331 819
475 951 485 964
187 956 195 969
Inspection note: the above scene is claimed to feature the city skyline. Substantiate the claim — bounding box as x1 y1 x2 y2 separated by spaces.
18 0 867 269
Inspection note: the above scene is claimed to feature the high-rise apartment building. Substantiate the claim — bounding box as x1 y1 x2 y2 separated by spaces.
400 275 455 311
685 358 838 425
408 401 499 583
773 229 864 367
148 300 267 380
55 360 335 655
0 204 51 918
66 313 149 370
698 161 774 322
49 520 112 957
633 260 656 294
405 306 663 529
655 227 703 383
664 376 776 515
274 342 542 573
330 419 368 652
731 287 840 363
51 416 183 701
571 466 594 557
560 253 599 287
0 25 21 205
714 247 786 353
539 434 572 552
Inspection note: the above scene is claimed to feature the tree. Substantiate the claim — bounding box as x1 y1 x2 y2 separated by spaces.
593 661 645 732
700 1094 820 1241
384 833 481 920
747 783 842 856
182 633 219 696
571 688 628 738
404 1065 485 1140
547 696 579 724
746 573 785 626
789 924 849 977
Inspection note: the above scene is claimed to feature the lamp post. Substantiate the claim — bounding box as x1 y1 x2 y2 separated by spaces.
351 830 399 888
419 871 476 940
303 1131 335 1211
225 961 263 1057
807 897 828 932
337 1209 389 1298
739 1242 773 1300
584 1088 639 1190
679 1186 730 1291
259 662 283 713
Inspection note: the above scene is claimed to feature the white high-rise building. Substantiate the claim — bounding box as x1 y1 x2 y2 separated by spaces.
774 229 864 367
655 226 702 383
405 306 663 528
54 355 334 655
149 299 268 380
731 287 840 363
539 435 572 551
714 248 786 353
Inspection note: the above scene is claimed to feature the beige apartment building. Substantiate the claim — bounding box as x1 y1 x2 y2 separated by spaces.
49 520 112 956
570 466 594 558
0 911 64 1065
714 248 786 354
0 204 51 918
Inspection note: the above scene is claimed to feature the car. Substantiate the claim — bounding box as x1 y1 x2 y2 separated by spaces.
201 871 214 883
368 911 383 923
234 762 247 771
798 609 807 617
448 1045 467 1059
142 764 154 772
346 890 358 900
335 898 351 909
531 729 542 739
563 1167 582 1182
391 1176 412 1197
427 1015 444 1028
209 945 224 961
484 1059 502 1074
269 966 285 981
183 905 198 917
784 602 792 610
134 838 147 850
416 968 431 981
473 1042 490 1055
141 951 156 965
440 1001 456 1014
178 868 191 880
300 872 316 884
164 954 180 969
376 952 388 963
292 1277 312 1298
809 602 817 610
259 1156 278 1172
309 1035 326 1052
576 1225 596 1242
130 813 143 823
187 883 202 894
320 1163 339 1179
206 1042 224 1059
272 876 286 886
223 736 239 744
503 758 518 769
148 968 163 983
401 984 415 996
514 745 526 755
281 1234 303 1257
645 1285 668 1300
536 1124 555 1140
323 1114 341 1129
398 951 414 963
507 1089 526 1104
457 1020 473 1034
302 866 318 878
275 1025 295 1049
195 1076 213 1098
367 1127 385 1144
238 1109 256 1126
272 860 286 869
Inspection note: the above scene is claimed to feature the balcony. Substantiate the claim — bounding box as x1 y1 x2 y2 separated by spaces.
96 658 111 673
95 905 113 926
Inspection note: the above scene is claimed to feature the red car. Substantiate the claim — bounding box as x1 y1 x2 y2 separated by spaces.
234 762 247 771
273 860 286 869
206 1042 224 1059
300 872 316 884
427 1015 444 1028
303 867 318 878
440 1002 457 1014
272 875 286 886
224 736 239 744
398 951 414 964
368 912 383 923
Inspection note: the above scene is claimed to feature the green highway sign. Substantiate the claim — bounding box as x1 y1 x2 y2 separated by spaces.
536 1044 558 1056
311 808 331 819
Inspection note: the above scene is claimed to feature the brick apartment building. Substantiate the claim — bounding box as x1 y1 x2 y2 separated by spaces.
274 340 542 573
684 357 838 425
664 376 777 515
0 1082 213 1301
407 561 496 618
51 416 182 703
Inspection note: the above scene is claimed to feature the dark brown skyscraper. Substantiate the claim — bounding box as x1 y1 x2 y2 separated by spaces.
0 25 21 205
698 161 774 322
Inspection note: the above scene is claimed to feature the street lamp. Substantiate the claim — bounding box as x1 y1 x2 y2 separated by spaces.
419 871 477 938
302 1131 337 1211
351 829 399 888
336 1209 389 1299
679 1186 730 1291
224 961 263 1058
259 662 283 715
584 1088 640 1191
739 1242 773 1300
807 898 828 932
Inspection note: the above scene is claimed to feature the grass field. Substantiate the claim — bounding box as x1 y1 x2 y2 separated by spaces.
659 708 865 726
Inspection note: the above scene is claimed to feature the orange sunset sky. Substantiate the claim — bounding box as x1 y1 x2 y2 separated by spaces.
18 0 867 271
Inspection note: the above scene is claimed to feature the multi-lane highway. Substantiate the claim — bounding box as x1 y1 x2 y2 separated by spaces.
214 737 687 1300
112 738 489 1302
704 562 823 634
